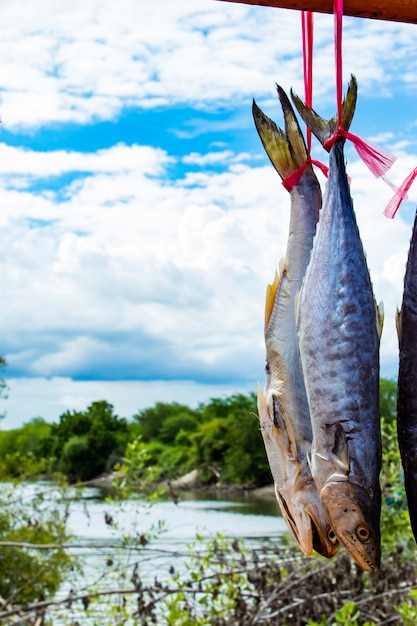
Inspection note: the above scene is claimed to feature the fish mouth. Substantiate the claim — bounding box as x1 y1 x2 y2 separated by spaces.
306 510 339 558
320 482 381 571
275 489 313 557
278 490 339 559
339 530 380 572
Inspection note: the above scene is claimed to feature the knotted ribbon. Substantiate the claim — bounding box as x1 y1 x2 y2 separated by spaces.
282 11 329 192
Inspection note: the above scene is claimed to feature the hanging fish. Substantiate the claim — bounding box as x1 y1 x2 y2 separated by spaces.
253 87 338 558
291 76 383 572
397 210 417 541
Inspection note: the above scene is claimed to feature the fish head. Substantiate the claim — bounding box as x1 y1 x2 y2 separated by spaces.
275 467 339 558
289 474 339 558
258 387 338 558
321 481 381 572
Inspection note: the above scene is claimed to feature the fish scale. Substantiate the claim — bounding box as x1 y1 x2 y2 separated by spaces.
293 77 382 572
253 87 338 559
397 210 417 541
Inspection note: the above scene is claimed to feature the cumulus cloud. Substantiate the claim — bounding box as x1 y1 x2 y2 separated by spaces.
0 0 415 427
0 137 413 395
0 0 415 129
2 377 257 427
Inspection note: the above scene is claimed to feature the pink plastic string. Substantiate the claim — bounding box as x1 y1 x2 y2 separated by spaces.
325 0 397 181
282 158 329 192
328 0 416 217
282 12 329 192
323 128 396 177
384 167 417 219
302 11 313 154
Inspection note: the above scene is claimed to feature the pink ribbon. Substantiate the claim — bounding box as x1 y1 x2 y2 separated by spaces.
384 167 417 219
282 12 329 192
282 158 329 192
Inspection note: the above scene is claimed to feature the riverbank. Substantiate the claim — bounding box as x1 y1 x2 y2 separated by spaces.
164 469 276 501
88 469 277 501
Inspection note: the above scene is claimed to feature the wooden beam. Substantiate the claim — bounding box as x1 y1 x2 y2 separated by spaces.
218 0 417 24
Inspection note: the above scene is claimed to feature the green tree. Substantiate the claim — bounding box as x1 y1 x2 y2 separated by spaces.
133 402 200 443
0 483 74 607
52 401 129 481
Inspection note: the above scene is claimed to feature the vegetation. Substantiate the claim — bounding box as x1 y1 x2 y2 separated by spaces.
0 484 74 608
0 391 270 486
1 376 417 625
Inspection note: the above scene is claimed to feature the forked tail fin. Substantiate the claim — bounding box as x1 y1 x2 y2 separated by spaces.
291 75 357 145
252 84 308 180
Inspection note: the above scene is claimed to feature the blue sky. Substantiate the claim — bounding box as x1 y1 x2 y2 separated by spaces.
1 0 417 427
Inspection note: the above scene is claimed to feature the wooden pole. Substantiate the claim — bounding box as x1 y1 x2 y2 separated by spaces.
218 0 417 24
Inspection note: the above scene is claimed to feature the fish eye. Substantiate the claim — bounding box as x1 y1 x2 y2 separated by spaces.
356 526 370 542
328 529 338 544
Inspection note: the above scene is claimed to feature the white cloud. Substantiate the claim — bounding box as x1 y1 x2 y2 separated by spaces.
0 0 415 426
0 0 415 129
0 142 282 385
2 377 257 428
0 138 413 395
182 150 235 165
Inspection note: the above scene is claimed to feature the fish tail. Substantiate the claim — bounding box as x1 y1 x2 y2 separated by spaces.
276 85 307 166
252 87 307 180
291 75 357 145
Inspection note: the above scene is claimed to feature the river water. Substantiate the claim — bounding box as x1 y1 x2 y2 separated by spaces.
66 487 286 544
63 486 288 585
15 484 288 624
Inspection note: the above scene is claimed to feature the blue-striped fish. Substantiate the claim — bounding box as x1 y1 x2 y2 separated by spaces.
253 87 338 558
292 76 383 571
397 209 417 541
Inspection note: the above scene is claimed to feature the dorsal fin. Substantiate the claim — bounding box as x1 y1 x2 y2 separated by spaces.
272 394 298 463
331 423 350 473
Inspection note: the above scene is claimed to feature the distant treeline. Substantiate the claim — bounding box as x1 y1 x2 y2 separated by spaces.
0 379 397 485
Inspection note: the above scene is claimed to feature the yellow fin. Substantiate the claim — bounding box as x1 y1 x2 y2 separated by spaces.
264 260 286 330
396 306 402 346
376 301 384 341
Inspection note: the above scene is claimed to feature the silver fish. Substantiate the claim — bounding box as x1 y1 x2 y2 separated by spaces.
397 209 417 541
292 76 383 572
253 87 338 558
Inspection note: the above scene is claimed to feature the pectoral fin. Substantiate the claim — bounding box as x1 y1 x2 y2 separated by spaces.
257 385 285 486
271 394 298 463
331 423 350 474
